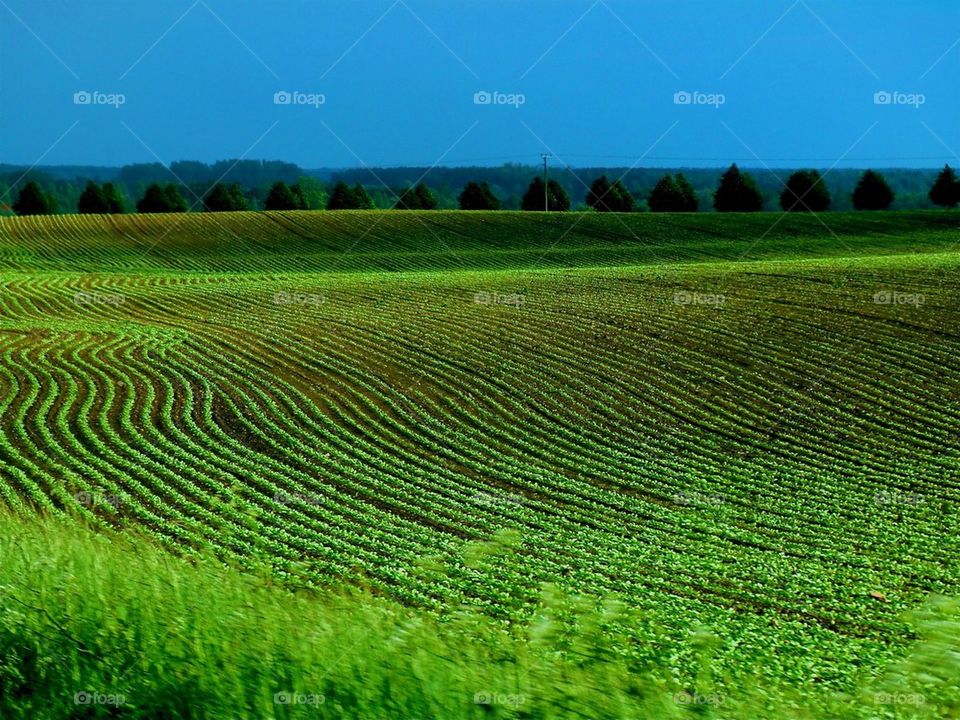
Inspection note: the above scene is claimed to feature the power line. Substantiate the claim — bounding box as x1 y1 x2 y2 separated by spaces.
555 154 957 163
333 153 956 167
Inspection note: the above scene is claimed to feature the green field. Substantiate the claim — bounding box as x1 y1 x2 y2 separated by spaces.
1 210 959 718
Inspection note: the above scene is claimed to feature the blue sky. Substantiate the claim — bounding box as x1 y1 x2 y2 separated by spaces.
1 0 958 168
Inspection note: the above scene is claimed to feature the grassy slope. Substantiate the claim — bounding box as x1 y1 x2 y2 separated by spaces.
0 209 957 273
1 210 959 718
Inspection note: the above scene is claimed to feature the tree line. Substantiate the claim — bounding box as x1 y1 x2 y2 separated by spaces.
322 164 950 211
2 161 950 213
8 165 960 216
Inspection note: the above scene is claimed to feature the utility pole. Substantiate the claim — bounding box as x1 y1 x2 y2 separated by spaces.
541 153 550 211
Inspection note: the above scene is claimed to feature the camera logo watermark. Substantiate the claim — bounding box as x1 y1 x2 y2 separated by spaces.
474 291 524 308
473 90 525 108
474 692 527 707
674 291 725 307
274 692 325 706
874 91 925 108
74 691 126 707
73 291 126 306
674 90 725 108
873 291 924 307
74 90 125 108
273 291 325 307
274 90 325 108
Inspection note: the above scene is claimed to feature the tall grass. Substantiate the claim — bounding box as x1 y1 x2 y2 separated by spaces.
0 514 956 719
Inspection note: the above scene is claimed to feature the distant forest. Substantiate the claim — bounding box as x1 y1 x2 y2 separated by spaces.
0 159 945 214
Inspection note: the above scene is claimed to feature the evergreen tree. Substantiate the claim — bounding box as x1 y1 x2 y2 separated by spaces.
78 181 110 214
585 175 634 212
929 164 960 208
780 170 831 212
326 182 357 210
395 186 417 209
458 181 501 210
137 183 187 213
137 184 170 213
292 177 324 209
522 177 569 211
395 182 438 210
102 182 126 213
203 183 248 212
163 184 188 212
547 180 570 211
608 180 634 212
852 170 894 211
674 173 699 212
521 177 548 211
586 176 613 211
648 174 683 212
713 164 764 212
352 183 375 209
264 181 299 210
290 183 309 210
13 181 56 215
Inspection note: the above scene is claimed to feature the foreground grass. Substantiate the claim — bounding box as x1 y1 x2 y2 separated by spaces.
0 515 957 719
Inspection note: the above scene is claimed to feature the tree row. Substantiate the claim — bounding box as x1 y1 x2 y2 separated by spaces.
10 165 960 216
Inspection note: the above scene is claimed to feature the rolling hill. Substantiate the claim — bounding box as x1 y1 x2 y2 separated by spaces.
1 210 958 718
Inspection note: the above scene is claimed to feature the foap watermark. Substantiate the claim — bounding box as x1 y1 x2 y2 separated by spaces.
471 491 523 508
474 692 527 707
473 90 525 108
874 692 925 706
674 291 725 307
674 491 723 508
873 290 924 307
474 291 524 308
74 291 126 306
673 691 725 706
874 90 925 109
274 692 325 706
273 291 325 307
74 90 125 108
874 490 926 507
75 491 125 510
274 491 322 507
274 90 325 108
674 90 725 108
74 691 126 707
